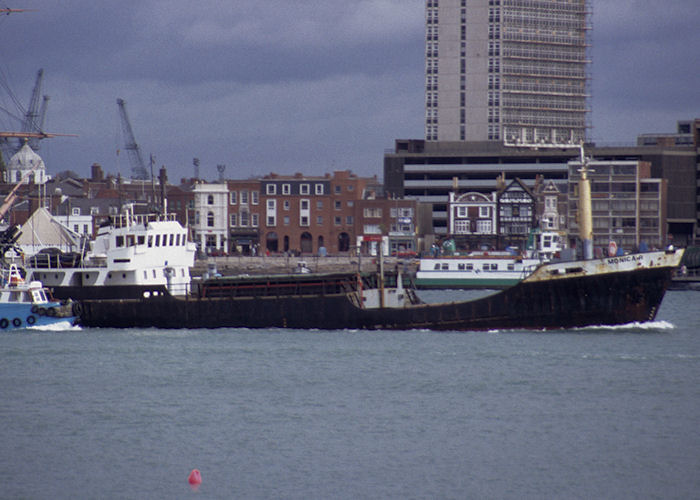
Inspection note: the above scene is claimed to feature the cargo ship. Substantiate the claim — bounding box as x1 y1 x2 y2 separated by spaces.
76 245 682 330
72 145 684 331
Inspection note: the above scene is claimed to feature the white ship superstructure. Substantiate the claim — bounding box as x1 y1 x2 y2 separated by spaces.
25 207 196 299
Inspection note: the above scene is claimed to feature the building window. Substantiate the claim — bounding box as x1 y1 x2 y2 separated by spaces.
335 185 341 194
300 184 310 195
335 216 341 226
476 220 492 233
72 207 80 216
240 212 249 227
251 191 259 205
252 214 259 227
266 184 276 195
317 216 323 225
479 206 490 218
230 191 237 204
284 216 290 226
207 195 214 205
315 184 324 195
240 191 248 204
282 184 291 195
230 214 237 226
301 200 309 210
207 212 214 227
283 200 290 210
346 216 353 225
317 200 324 209
334 201 342 210
363 207 382 218
267 200 275 210
267 216 276 226
300 216 309 226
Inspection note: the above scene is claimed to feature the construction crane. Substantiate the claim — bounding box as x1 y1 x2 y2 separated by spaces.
21 69 48 150
1 8 38 14
0 68 50 160
116 98 149 180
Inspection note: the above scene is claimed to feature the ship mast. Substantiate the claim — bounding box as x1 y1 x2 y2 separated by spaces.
503 137 594 260
576 145 593 260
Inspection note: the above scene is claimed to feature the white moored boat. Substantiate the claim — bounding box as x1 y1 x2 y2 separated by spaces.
415 230 566 289
23 205 196 301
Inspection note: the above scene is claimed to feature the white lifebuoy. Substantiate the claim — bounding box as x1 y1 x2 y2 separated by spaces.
608 241 618 257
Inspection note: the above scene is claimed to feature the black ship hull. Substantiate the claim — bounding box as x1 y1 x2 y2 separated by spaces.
47 284 170 301
77 260 676 331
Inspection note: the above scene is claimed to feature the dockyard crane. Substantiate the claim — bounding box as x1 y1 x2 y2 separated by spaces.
0 8 37 16
0 68 50 160
116 98 149 180
21 69 48 150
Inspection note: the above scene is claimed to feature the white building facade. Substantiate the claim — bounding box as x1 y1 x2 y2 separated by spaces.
192 183 228 255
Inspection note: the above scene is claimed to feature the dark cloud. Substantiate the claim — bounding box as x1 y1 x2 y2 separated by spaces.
590 1 700 142
2 1 698 182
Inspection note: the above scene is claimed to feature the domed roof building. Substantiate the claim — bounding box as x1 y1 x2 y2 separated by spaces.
4 141 51 184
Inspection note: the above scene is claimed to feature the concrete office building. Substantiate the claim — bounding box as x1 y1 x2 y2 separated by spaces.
425 0 590 144
567 160 668 252
384 139 573 236
384 140 697 246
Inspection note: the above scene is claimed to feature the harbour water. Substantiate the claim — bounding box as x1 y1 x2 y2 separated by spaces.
1 290 699 499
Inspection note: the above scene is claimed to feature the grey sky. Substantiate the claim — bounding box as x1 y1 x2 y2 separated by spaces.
1 1 698 182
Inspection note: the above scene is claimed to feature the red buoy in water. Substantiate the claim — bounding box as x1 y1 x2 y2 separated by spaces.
188 469 202 485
